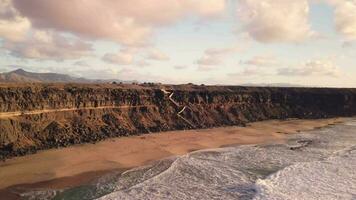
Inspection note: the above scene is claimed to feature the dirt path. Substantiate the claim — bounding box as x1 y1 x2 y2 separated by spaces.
0 105 156 119
161 89 196 128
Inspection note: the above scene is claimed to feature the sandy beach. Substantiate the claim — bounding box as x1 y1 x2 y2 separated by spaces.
0 118 346 199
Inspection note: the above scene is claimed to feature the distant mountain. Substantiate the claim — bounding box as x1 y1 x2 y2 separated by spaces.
0 69 91 83
240 83 306 88
0 69 131 83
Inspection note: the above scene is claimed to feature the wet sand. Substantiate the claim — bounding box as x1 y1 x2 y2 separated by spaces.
0 118 346 199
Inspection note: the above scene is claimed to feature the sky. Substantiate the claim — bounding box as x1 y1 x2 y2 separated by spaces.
0 0 355 87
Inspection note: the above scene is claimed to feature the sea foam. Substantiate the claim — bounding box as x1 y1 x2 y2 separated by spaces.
98 119 356 200
254 149 356 200
22 119 356 200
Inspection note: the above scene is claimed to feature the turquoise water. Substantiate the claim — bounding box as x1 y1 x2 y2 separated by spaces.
22 119 356 200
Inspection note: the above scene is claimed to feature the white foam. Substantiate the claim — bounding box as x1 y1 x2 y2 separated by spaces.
97 119 356 200
21 118 356 200
254 150 356 200
98 154 255 200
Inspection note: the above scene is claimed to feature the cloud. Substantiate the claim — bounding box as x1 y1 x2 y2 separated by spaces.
0 0 30 41
231 55 279 77
115 67 169 82
102 52 134 65
229 66 261 77
3 30 92 60
197 55 222 66
1 0 225 61
278 60 341 77
324 0 356 41
243 55 278 67
11 0 225 46
342 41 353 48
237 0 315 43
174 65 188 70
103 47 169 66
0 17 30 42
146 49 170 61
136 60 150 67
204 47 238 55
231 59 342 78
0 1 92 60
74 60 89 67
229 65 273 77
196 47 239 66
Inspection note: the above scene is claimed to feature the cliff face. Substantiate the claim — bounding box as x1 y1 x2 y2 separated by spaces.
1 84 356 159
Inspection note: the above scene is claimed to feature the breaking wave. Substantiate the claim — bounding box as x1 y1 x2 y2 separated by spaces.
22 119 356 200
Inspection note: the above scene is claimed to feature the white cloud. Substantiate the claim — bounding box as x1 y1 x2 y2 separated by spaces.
197 55 222 66
4 30 92 60
147 49 170 61
231 55 279 77
0 0 225 61
74 60 89 67
0 0 30 42
174 65 188 70
136 60 150 67
102 51 134 65
278 60 341 77
115 67 168 82
229 65 273 77
243 55 279 67
196 47 239 66
103 47 170 66
237 0 315 43
324 0 356 41
11 0 225 46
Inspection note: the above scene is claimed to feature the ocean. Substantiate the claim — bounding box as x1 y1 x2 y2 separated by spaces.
21 119 356 200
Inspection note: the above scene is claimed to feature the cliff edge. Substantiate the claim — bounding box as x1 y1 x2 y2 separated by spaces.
1 83 355 160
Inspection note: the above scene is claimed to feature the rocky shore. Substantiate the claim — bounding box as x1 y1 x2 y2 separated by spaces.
1 83 356 160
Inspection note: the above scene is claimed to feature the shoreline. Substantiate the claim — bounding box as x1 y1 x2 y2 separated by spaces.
0 117 348 199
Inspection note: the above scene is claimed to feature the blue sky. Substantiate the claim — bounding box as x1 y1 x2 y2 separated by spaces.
0 0 355 87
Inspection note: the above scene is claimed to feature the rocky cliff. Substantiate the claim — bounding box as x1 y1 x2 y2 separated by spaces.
1 83 356 159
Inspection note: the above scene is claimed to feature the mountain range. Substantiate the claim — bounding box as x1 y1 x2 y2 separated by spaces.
0 69 127 83
0 68 305 87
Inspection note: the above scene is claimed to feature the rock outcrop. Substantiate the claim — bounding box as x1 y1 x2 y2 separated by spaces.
1 83 356 159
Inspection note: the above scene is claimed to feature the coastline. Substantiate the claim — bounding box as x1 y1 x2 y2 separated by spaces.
0 117 348 199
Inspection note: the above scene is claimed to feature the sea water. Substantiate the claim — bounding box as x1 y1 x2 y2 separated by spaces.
21 119 356 200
